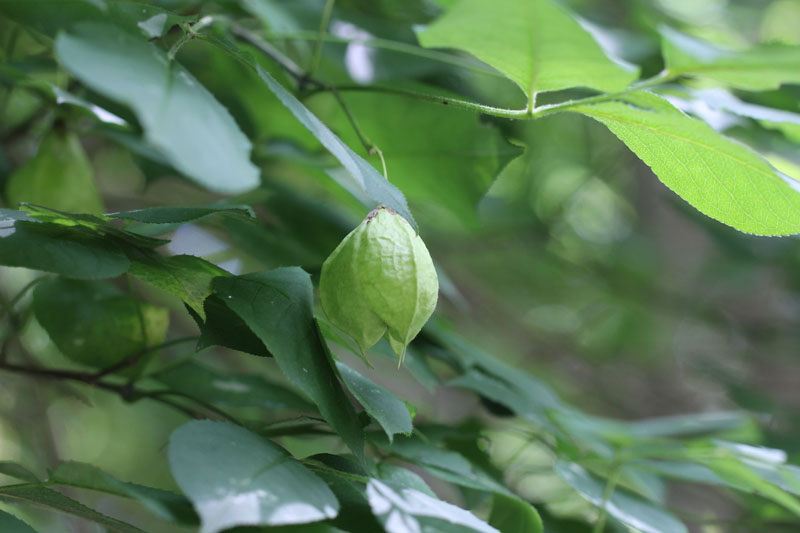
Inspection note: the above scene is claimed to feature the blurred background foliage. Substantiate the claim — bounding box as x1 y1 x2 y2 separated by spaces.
2 0 800 532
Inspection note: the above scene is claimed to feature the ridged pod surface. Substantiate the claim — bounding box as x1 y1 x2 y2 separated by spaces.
320 207 438 365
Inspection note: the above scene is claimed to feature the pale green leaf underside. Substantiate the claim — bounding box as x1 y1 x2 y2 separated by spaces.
418 0 638 97
55 23 259 194
366 479 499 533
169 421 339 533
572 93 800 236
661 26 800 91
555 462 687 533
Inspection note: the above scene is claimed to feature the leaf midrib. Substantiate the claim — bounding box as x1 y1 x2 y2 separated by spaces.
574 104 800 227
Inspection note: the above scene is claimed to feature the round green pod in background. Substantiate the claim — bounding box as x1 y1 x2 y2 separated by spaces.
5 128 104 214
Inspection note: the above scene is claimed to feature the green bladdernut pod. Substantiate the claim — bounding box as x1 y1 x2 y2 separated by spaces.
320 206 438 366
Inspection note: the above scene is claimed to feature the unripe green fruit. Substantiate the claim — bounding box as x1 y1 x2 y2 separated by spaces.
320 206 438 365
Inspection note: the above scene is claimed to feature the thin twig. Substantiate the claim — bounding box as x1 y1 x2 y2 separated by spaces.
167 24 194 61
230 23 388 162
0 361 134 397
0 360 229 422
262 30 505 78
308 83 529 118
167 17 216 61
91 336 197 380
328 89 386 172
231 24 306 81
307 71 675 120
593 459 624 533
139 390 242 424
4 277 48 315
308 0 336 78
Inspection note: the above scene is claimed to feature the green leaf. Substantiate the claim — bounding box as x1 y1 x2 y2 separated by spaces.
47 461 198 525
0 221 130 279
661 26 800 91
127 252 228 320
334 92 522 225
627 411 751 439
379 435 511 496
226 524 348 533
703 457 800 516
5 129 104 214
418 0 638 98
153 361 315 412
366 478 499 533
51 86 128 126
0 510 36 533
307 455 384 532
168 420 339 532
555 461 687 533
212 269 366 464
684 442 800 515
633 460 732 487
0 485 145 533
33 278 168 368
673 88 800 132
20 204 168 250
251 65 416 228
189 295 272 357
0 209 36 224
55 23 259 194
0 0 192 38
377 463 437 496
0 462 39 483
488 493 543 533
109 204 255 224
572 92 800 236
335 361 413 442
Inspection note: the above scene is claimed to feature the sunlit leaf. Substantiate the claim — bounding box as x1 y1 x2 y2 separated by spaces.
661 26 800 91
418 0 638 97
168 420 339 533
572 92 800 236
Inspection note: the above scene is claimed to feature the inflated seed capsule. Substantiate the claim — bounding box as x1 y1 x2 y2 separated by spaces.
320 206 438 365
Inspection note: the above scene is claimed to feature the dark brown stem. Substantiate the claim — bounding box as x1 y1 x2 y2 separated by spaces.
0 360 226 421
90 336 197 381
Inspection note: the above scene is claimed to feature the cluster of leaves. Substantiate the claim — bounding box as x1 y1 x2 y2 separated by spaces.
2 0 800 532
